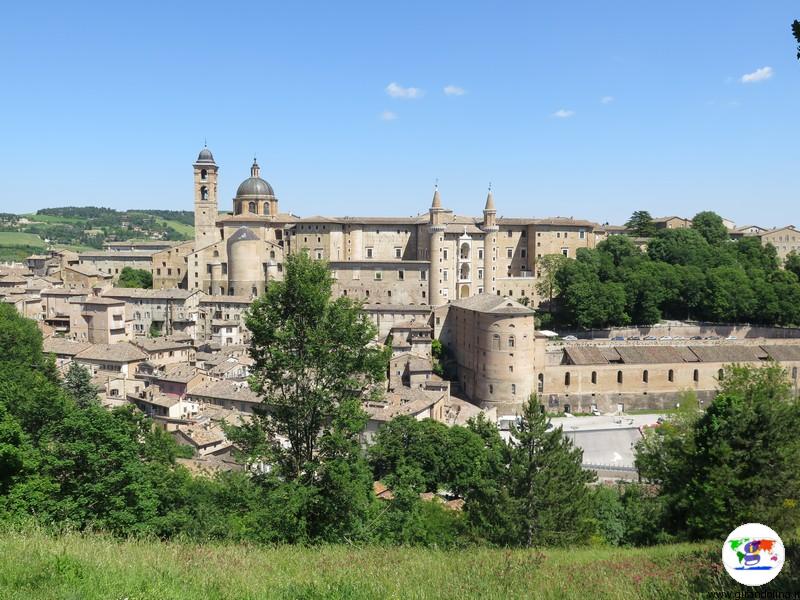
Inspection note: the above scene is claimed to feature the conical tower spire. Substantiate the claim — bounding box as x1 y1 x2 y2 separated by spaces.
431 182 442 209
484 183 495 211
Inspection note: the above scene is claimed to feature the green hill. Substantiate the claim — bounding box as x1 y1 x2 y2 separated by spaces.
0 529 761 599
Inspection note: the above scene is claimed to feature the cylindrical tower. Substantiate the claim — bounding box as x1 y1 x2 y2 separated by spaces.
428 185 446 305
482 188 498 295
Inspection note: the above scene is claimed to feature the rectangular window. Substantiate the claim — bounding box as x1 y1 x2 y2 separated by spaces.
443 270 448 281
478 268 484 280
398 270 404 280
366 247 374 258
478 248 484 259
579 229 586 239
561 248 569 257
443 249 448 260
421 270 427 281
374 271 382 281
520 249 527 258
507 248 513 258
394 247 402 258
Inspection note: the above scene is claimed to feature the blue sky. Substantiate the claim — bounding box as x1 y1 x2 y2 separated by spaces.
1 1 798 226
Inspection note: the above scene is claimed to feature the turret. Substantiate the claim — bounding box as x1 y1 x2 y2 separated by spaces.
482 186 498 295
428 184 446 304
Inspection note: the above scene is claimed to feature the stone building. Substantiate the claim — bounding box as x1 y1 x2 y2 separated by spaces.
180 147 605 309
103 288 200 337
76 250 157 278
539 343 800 414
758 226 800 264
440 295 537 411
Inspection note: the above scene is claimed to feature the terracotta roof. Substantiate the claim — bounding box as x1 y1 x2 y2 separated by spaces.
43 337 91 356
75 342 147 363
104 288 197 300
187 380 261 404
563 346 608 365
132 337 194 353
449 294 534 315
759 345 800 362
154 364 200 384
688 345 762 363
66 264 108 277
614 346 688 364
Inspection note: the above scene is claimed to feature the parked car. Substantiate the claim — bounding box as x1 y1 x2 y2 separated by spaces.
659 336 673 341
611 336 625 341
726 335 737 341
628 336 641 341
706 336 720 340
563 335 578 341
644 335 657 341
690 335 703 340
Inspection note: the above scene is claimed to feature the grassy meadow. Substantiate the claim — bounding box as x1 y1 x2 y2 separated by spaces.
0 529 783 599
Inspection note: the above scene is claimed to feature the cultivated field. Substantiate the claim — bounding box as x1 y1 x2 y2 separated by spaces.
1 529 793 599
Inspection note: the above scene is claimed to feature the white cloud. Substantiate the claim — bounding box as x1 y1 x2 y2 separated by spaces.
601 96 614 104
444 85 466 96
553 109 575 118
740 66 773 83
386 82 424 99
380 110 397 121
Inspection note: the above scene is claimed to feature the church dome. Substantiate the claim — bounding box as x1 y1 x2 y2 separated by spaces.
235 159 275 198
196 147 215 164
236 176 274 198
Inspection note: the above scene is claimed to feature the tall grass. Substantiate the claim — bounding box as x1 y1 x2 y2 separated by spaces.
2 528 792 599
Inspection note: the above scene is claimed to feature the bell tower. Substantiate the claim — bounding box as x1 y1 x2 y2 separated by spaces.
194 145 219 250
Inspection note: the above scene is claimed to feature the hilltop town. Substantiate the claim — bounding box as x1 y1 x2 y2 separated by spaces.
1 146 799 478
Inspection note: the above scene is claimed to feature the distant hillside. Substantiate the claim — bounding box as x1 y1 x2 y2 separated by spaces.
0 529 770 599
0 207 194 255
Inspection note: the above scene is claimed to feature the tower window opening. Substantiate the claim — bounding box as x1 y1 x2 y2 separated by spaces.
201 169 207 180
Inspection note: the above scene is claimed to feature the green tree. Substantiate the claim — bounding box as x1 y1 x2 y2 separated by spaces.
793 20 800 60
236 252 388 478
786 251 800 280
534 254 569 310
467 396 596 546
62 362 98 408
691 211 729 246
637 366 800 540
117 267 153 289
624 210 657 238
369 417 486 496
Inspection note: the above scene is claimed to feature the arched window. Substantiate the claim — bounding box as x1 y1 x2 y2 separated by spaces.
511 384 516 395
460 242 470 260
201 169 207 180
508 335 515 349
489 384 494 394
200 186 208 201
718 368 724 381
643 370 649 383
492 334 501 350
133 311 141 320
213 250 219 257
537 373 544 393
668 369 674 382
564 372 571 386
793 367 798 380
591 371 597 384
693 369 699 382
248 201 257 214
617 370 623 384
